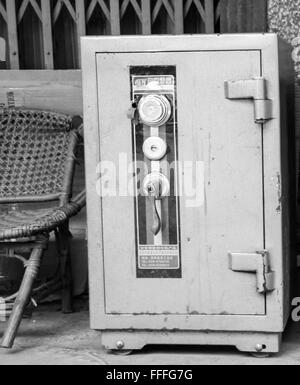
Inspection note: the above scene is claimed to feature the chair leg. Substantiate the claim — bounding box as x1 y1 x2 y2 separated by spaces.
55 224 73 314
1 246 44 349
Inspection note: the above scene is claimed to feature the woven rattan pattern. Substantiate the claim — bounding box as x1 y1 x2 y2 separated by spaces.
0 207 66 239
0 109 73 198
0 200 83 241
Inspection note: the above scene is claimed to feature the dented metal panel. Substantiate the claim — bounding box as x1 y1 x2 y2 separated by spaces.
228 251 275 293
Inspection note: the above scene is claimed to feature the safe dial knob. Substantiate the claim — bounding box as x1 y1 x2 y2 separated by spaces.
138 94 171 127
143 137 167 161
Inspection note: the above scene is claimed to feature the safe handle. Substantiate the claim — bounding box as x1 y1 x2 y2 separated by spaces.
146 180 162 236
143 173 170 237
149 195 161 236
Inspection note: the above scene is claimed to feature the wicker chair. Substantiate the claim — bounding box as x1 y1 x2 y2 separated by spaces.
0 108 86 348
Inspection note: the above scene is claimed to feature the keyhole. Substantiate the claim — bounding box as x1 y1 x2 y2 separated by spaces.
148 186 154 194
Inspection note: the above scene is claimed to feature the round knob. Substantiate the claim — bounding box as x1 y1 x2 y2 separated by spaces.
255 344 264 352
143 137 167 161
138 94 171 127
116 341 125 350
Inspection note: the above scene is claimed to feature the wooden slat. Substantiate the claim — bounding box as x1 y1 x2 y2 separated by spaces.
121 0 142 22
189 0 205 22
30 0 43 21
120 0 130 17
53 0 63 22
6 0 19 69
0 1 7 22
0 37 5 61
1 1 269 68
53 0 77 23
295 84 300 205
63 0 77 21
141 0 151 34
183 0 192 17
131 0 143 22
32 5 43 69
162 0 174 22
220 0 268 33
18 0 43 22
220 0 234 32
152 0 175 24
204 0 214 33
75 0 86 66
86 0 95 22
110 0 120 35
152 0 162 22
18 0 31 22
296 84 300 139
41 0 54 69
215 0 221 21
174 0 184 34
32 0 43 20
251 0 268 32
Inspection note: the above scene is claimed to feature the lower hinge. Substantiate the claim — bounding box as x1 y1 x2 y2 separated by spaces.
228 250 275 294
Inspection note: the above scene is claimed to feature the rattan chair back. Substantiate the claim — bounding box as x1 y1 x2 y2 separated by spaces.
0 108 80 204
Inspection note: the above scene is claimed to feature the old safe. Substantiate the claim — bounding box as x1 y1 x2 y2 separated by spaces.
82 34 295 355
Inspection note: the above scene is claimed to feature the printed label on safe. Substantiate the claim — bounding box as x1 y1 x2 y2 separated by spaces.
138 246 180 269
132 75 175 93
131 66 181 278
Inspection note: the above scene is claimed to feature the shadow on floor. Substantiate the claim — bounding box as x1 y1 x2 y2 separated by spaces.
0 297 300 365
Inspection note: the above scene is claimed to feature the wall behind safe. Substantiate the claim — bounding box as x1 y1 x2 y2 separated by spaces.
0 0 268 70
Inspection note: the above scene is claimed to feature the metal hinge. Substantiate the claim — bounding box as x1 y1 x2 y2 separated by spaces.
224 77 273 124
228 250 275 294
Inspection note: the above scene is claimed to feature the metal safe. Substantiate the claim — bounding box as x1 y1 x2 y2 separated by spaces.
82 34 295 355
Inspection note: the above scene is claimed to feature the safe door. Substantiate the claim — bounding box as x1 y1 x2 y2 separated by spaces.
97 50 266 316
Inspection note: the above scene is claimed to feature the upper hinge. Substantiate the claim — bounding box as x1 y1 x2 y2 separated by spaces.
228 250 275 294
224 77 273 124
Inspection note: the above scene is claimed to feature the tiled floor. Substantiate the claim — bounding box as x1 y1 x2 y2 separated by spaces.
0 298 300 365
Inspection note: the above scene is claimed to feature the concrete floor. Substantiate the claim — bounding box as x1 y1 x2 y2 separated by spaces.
0 298 300 365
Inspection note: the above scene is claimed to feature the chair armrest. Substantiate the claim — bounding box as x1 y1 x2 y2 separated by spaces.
0 190 86 241
58 190 86 219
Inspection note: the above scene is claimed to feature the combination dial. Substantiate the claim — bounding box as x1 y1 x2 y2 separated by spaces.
138 94 171 127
